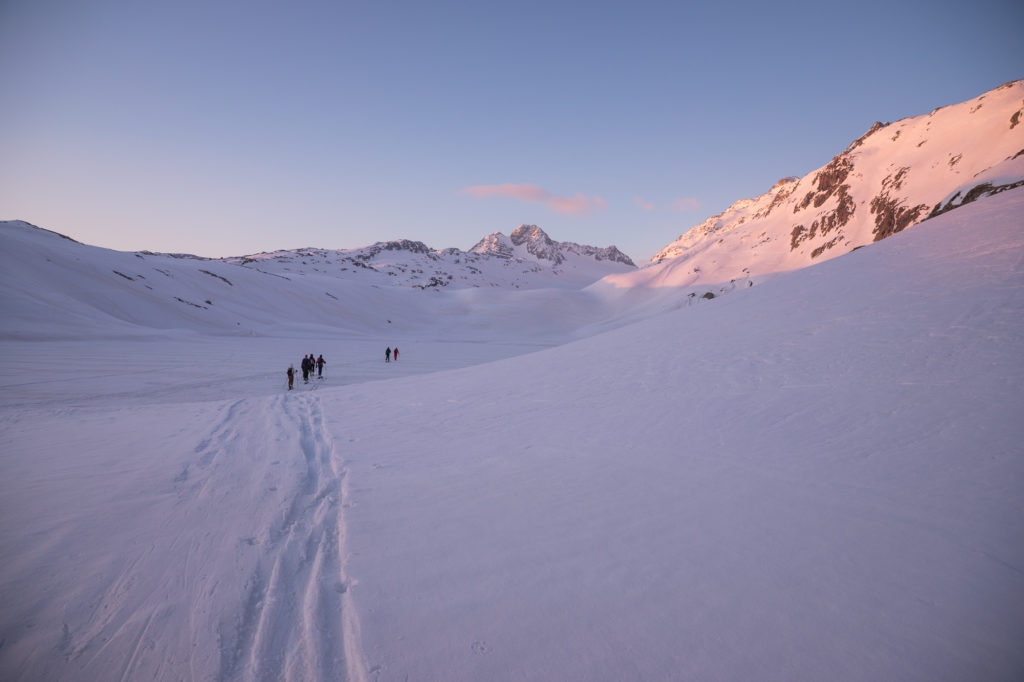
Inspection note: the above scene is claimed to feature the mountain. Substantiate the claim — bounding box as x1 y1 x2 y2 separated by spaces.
0 220 637 341
642 79 1024 288
470 224 636 267
225 226 635 291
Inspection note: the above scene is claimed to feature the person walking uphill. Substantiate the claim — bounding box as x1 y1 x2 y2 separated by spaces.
385 347 391 363
286 365 294 391
316 354 326 378
393 347 399 362
301 355 310 383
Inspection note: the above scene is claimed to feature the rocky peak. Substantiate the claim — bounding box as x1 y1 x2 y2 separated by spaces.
510 224 555 248
471 224 636 267
469 232 515 259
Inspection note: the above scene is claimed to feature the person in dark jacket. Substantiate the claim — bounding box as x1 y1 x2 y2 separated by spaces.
287 365 294 390
316 354 326 378
385 347 391 363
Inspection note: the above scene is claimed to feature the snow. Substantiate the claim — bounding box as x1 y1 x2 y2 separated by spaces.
645 79 1024 285
2 188 1024 681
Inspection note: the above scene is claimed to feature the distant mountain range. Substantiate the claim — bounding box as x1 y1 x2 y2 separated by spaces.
222 223 636 291
2 80 1022 340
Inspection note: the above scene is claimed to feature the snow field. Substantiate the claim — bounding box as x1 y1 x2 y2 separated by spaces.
328 190 1024 680
0 189 1023 680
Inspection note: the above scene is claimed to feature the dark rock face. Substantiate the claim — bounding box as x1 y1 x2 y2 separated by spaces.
795 155 853 212
870 195 929 241
869 167 929 242
927 180 1024 220
789 155 856 257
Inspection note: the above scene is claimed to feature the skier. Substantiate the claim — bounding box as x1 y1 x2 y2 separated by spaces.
301 355 310 383
393 347 399 362
316 354 326 378
385 347 391 363
286 365 294 390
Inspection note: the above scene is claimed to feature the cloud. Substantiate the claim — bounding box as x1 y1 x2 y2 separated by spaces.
633 195 654 211
459 184 606 215
671 197 701 212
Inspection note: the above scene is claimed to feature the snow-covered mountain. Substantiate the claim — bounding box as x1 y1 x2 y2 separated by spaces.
225 226 635 292
639 79 1024 288
0 220 638 341
470 224 635 267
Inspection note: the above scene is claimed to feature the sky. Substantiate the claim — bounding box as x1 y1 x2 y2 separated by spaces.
1 0 1022 263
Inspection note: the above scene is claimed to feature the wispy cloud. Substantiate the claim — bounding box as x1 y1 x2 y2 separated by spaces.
459 184 606 215
671 197 701 212
633 195 654 211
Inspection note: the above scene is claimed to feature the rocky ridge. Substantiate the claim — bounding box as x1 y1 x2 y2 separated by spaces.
647 79 1024 285
224 226 635 291
470 224 636 267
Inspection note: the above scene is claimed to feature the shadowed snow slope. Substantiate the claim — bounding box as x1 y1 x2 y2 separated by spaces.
0 188 1022 681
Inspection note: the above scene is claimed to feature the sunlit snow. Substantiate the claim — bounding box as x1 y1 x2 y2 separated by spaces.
1 186 1023 680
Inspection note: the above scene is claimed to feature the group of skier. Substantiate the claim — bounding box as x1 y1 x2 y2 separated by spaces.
286 353 325 390
286 346 400 390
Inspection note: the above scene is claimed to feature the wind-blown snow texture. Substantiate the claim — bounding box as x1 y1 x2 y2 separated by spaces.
2 85 1024 682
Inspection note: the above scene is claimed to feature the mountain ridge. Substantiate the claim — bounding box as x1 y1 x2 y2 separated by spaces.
643 79 1024 288
470 224 636 267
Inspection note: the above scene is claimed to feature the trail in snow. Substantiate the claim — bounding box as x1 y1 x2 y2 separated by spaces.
216 392 365 682
0 391 364 682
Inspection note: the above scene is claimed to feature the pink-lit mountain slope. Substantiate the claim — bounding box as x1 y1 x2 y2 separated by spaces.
634 79 1023 290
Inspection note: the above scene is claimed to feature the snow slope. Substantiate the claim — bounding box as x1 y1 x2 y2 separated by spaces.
0 220 634 344
1 188 1022 681
630 79 1024 291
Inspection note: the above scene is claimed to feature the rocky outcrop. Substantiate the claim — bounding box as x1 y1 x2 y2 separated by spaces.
647 79 1024 282
472 224 636 267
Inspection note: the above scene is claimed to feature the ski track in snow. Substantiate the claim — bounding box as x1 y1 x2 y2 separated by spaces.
214 392 365 682
0 391 366 682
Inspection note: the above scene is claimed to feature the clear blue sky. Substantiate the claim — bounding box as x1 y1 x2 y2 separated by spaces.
2 0 1021 262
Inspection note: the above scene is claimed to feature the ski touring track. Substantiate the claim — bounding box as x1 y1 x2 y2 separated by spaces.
210 390 368 682
40 389 370 682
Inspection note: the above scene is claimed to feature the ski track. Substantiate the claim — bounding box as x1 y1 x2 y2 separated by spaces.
214 391 366 682
24 392 367 682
